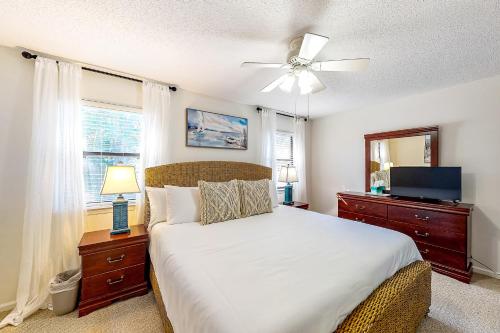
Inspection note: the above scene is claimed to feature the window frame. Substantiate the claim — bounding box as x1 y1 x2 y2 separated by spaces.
81 100 142 209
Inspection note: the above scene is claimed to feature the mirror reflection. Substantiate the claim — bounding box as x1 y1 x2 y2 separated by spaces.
370 135 431 190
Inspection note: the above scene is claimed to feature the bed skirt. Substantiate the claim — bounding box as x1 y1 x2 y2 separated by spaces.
149 260 431 333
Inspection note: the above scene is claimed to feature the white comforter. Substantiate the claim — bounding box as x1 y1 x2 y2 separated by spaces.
149 206 422 333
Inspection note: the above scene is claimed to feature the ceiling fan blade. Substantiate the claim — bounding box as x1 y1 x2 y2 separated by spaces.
298 33 329 61
241 62 289 69
311 58 370 71
261 74 289 93
298 71 325 95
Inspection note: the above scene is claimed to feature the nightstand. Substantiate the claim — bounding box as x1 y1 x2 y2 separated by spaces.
282 201 309 210
78 224 148 317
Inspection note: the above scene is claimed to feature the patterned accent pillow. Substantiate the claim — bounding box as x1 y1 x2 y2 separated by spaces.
198 180 241 225
238 179 273 217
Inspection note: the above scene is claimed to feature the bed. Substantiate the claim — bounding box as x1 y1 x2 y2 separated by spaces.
145 161 431 333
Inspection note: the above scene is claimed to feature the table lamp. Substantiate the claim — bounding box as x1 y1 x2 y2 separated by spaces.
100 165 140 235
278 165 298 205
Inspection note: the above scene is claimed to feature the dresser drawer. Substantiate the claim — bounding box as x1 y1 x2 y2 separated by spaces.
338 211 386 228
388 206 466 234
338 199 387 218
81 263 145 301
82 243 147 278
415 242 467 271
387 220 466 253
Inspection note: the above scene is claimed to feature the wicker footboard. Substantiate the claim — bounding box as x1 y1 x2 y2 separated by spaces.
150 260 431 333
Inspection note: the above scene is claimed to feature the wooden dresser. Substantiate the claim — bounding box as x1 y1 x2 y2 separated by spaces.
78 224 149 316
337 191 473 283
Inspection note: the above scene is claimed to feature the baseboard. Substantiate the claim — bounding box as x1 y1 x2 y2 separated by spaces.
0 300 15 312
472 265 500 279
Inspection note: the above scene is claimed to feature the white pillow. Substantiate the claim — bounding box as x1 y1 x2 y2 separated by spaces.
146 187 167 229
269 180 279 208
164 185 201 224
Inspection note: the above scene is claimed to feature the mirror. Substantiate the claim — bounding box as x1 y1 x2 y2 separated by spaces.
365 127 438 192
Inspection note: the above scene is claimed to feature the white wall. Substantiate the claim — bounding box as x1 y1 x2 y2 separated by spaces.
0 45 262 308
310 75 500 276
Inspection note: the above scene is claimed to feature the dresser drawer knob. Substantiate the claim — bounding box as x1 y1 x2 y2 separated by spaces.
355 204 366 210
419 249 430 255
107 275 125 285
414 214 430 221
414 230 430 238
355 217 366 222
107 254 125 264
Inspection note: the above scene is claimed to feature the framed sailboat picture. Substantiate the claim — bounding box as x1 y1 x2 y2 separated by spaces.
186 108 248 150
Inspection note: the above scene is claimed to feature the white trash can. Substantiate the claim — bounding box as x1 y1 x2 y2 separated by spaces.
48 269 81 315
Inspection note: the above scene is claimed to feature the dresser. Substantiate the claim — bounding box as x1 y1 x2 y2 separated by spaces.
337 191 473 283
78 224 149 316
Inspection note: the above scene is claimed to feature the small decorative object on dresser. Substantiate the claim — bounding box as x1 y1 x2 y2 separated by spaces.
78 224 148 316
284 201 309 210
337 191 473 283
100 165 141 235
278 164 298 205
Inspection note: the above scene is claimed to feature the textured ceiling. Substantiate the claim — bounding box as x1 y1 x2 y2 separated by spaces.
1 1 499 117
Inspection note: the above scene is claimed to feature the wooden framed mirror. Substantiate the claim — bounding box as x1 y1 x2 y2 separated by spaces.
364 126 439 192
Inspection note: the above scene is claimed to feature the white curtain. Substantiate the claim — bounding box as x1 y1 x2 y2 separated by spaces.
378 139 391 171
260 108 277 181
1 58 84 328
137 81 171 225
293 117 308 202
371 139 391 171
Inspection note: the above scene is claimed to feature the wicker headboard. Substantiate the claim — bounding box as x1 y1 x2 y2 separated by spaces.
144 161 272 229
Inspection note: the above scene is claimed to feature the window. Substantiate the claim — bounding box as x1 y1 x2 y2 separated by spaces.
275 131 294 189
81 104 142 205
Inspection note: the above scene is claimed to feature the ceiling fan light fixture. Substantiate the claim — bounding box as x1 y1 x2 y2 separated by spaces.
279 74 295 93
297 71 314 94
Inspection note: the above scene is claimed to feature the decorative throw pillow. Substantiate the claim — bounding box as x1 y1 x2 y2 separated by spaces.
198 180 241 225
239 179 273 217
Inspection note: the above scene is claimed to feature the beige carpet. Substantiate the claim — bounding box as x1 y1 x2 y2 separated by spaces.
1 273 499 333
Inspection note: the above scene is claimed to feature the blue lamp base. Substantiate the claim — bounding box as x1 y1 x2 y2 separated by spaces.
110 195 131 235
283 183 294 205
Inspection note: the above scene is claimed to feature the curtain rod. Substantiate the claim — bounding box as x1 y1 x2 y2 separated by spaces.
21 51 177 92
256 107 308 121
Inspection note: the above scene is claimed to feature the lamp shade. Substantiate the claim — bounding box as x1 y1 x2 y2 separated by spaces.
100 166 140 195
278 165 298 183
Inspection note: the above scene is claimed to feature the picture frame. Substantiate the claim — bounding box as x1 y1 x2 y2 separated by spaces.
185 108 248 150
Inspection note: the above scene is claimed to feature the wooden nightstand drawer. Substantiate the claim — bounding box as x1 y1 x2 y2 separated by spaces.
82 243 147 278
81 263 146 301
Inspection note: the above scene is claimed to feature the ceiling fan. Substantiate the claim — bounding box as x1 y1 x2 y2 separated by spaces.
242 33 370 95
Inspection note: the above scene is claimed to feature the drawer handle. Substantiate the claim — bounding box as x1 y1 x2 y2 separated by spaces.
419 249 430 255
107 254 125 264
355 204 366 210
414 230 430 238
355 217 366 222
414 214 430 222
107 275 125 285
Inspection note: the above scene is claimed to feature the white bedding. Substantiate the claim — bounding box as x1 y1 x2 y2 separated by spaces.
149 206 422 333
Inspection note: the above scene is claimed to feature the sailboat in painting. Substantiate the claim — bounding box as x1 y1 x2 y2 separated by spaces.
194 112 205 137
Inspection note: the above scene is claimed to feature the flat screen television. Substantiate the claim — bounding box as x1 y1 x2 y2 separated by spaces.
390 167 461 201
